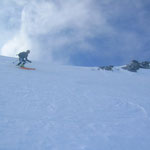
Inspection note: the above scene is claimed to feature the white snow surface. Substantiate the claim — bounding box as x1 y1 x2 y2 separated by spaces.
0 55 150 150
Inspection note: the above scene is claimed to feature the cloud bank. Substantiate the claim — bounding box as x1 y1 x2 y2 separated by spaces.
1 0 109 62
0 0 150 65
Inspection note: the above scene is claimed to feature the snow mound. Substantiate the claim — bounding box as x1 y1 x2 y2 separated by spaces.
0 55 150 150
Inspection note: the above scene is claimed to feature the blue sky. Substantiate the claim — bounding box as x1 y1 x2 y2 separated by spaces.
0 0 150 66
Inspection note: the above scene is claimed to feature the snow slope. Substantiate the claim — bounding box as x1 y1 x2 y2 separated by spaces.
0 55 150 150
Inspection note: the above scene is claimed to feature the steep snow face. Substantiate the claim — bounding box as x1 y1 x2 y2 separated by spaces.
0 56 150 150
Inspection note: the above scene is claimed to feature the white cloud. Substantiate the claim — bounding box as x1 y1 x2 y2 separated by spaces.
0 0 111 61
0 0 149 65
1 29 31 57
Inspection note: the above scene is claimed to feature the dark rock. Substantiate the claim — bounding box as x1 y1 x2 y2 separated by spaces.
140 61 150 69
122 60 140 72
98 65 113 71
97 60 150 72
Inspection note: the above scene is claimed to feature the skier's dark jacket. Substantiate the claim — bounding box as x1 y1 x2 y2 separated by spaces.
18 52 30 62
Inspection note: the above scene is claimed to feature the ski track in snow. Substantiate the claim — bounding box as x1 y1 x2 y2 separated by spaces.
0 56 150 150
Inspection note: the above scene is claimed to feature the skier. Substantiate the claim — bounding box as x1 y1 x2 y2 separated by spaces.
17 50 32 67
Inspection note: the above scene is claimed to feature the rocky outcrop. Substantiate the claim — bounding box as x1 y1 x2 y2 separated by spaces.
97 60 150 72
98 65 114 71
140 61 150 69
122 60 150 72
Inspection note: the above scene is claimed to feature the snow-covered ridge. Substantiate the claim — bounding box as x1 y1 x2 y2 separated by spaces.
0 55 150 150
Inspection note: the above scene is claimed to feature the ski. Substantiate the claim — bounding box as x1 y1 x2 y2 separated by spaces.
19 66 36 70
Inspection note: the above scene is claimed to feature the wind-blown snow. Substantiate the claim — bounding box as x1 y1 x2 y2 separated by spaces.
0 56 150 150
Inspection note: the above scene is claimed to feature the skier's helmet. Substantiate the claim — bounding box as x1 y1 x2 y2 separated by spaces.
26 50 30 53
